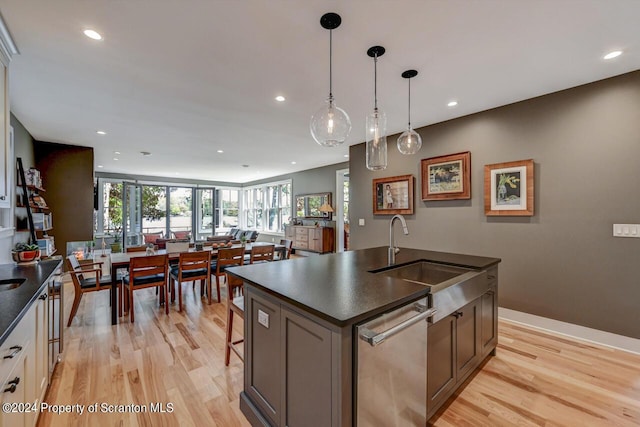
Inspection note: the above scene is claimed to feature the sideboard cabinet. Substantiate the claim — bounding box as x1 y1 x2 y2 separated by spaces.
284 225 334 254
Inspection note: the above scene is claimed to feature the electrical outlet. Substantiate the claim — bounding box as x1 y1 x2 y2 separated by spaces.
258 309 269 328
613 224 640 238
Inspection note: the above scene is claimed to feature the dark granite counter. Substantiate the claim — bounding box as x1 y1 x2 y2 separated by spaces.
227 246 500 327
0 259 62 345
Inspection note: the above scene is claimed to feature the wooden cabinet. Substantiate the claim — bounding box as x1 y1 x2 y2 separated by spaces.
284 225 334 254
481 268 498 357
427 282 498 419
242 286 350 426
427 298 479 414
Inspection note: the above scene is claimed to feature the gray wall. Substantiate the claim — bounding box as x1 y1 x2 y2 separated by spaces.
349 71 640 339
10 113 34 169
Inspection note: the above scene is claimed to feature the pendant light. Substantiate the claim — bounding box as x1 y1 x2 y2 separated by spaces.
397 70 423 155
365 46 387 171
310 13 351 147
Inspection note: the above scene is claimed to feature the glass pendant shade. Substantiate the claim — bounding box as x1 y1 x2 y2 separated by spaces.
310 96 352 147
311 13 351 148
365 109 388 170
397 127 422 155
397 69 422 155
365 45 387 171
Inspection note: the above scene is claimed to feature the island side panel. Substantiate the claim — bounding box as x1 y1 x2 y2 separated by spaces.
242 284 353 427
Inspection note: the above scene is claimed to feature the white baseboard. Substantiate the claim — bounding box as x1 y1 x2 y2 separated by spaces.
499 307 640 355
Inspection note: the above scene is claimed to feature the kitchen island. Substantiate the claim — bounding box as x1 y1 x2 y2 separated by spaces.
227 247 500 426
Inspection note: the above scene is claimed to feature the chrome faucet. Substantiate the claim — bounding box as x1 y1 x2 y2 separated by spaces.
388 214 409 265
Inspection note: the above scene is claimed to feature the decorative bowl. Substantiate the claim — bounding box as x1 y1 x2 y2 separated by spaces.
12 249 41 263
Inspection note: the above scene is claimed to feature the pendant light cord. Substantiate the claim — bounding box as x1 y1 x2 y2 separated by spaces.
329 30 333 101
407 78 411 128
373 54 378 111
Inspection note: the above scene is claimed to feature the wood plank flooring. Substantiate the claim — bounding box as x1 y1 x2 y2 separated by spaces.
39 277 640 426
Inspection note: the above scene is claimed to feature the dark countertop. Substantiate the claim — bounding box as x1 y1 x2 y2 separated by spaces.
227 246 500 327
0 259 62 345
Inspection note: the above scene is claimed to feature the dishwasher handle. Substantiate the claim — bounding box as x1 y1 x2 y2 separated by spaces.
359 307 437 347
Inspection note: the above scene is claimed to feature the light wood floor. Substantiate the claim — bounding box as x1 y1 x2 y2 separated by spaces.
39 278 640 427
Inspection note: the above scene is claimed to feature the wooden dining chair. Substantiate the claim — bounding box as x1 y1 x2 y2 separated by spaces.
169 251 211 311
211 247 244 303
225 271 245 365
66 254 119 326
122 253 169 323
249 244 275 264
126 245 148 253
278 239 293 260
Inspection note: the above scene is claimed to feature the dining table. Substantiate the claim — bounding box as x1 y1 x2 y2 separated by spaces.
106 242 285 324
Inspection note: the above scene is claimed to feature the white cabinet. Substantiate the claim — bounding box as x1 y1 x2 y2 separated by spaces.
0 54 9 208
35 289 49 405
0 285 52 427
0 15 17 210
0 305 35 427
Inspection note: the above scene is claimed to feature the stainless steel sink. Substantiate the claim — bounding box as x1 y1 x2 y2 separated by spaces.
373 261 472 286
0 278 26 291
372 260 490 323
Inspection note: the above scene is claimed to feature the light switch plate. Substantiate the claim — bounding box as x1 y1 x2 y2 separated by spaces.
258 309 269 328
613 224 640 238
359 218 365 226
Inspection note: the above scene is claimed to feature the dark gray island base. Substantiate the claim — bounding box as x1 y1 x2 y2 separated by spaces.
227 247 500 426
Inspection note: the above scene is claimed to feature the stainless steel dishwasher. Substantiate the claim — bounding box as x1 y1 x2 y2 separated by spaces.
356 297 436 426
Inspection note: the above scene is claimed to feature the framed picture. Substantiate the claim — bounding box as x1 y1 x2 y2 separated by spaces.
421 151 471 200
484 159 534 216
373 175 414 215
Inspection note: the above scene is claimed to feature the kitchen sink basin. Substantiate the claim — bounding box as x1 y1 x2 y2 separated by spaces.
373 261 472 286
0 278 26 291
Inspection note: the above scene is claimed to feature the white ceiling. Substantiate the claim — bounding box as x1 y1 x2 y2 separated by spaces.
1 0 638 183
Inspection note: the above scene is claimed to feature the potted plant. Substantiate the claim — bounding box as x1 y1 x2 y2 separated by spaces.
12 242 41 263
110 228 122 253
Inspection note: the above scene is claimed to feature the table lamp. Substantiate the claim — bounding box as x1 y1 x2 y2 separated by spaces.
318 203 334 227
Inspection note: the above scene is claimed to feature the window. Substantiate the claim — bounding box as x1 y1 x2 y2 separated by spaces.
100 181 123 235
96 179 242 242
242 180 291 233
215 188 240 233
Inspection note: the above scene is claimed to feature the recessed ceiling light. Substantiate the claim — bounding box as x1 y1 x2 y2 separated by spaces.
175 172 180 175
97 165 103 168
603 50 622 60
96 130 106 135
114 151 121 155
83 29 103 40
217 150 224 153
344 154 349 158
140 151 152 156
275 95 286 102
448 101 458 107
113 158 118 161
291 161 296 165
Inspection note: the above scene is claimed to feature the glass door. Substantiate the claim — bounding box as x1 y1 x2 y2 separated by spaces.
168 187 193 241
122 182 143 248
195 188 215 241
